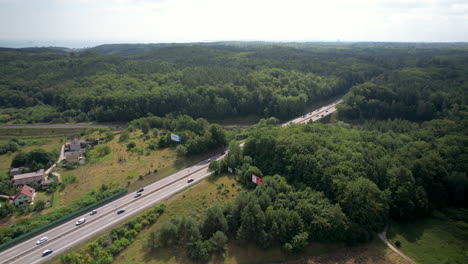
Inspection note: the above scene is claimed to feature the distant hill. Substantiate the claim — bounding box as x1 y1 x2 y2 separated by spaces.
0 47 73 54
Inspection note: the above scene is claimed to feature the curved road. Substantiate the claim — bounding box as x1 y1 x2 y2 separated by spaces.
0 100 342 264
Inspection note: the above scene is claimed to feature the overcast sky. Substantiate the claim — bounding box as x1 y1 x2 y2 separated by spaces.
0 0 467 46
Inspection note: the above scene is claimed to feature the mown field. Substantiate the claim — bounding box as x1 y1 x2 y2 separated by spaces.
387 209 468 264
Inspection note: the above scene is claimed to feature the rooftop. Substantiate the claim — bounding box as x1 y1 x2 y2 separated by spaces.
15 185 35 198
13 169 45 180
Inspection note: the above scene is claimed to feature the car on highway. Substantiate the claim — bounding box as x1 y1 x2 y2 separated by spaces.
42 249 53 257
221 151 226 155
187 178 194 183
75 218 86 226
36 237 48 245
134 193 142 198
137 188 144 193
207 158 211 163
117 209 126 214
90 210 97 215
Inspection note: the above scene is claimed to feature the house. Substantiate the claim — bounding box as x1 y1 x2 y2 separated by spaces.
13 185 36 205
64 151 84 163
13 169 46 186
64 136 89 164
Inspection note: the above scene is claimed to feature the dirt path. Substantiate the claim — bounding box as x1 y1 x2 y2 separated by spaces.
378 225 417 264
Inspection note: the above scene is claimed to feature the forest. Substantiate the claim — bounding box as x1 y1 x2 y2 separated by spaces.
161 115 467 261
1 42 467 123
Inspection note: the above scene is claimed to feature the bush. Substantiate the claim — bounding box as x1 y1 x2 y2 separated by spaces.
126 142 136 151
118 131 130 142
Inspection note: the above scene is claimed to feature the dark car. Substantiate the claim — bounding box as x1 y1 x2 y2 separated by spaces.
137 188 144 193
42 249 53 257
221 151 226 155
117 209 126 214
90 210 97 215
187 178 194 183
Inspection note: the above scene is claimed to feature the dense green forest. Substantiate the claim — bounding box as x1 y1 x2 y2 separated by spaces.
2 42 467 123
163 116 467 261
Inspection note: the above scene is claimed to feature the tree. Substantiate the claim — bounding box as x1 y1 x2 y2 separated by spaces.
339 177 389 231
200 206 228 239
186 239 212 261
157 221 178 247
175 145 188 157
209 231 228 253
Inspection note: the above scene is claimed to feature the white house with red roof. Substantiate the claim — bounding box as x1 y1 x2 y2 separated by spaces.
12 185 36 206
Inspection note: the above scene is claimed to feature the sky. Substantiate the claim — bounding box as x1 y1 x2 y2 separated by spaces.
0 0 467 47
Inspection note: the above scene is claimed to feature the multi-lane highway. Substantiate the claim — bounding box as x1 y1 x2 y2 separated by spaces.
0 99 341 264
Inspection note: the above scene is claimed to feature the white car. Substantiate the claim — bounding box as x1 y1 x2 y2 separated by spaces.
75 218 86 226
36 237 48 245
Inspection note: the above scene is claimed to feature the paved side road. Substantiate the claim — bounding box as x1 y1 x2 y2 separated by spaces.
378 226 417 264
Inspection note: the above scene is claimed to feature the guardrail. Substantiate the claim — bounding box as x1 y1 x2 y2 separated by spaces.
0 189 128 252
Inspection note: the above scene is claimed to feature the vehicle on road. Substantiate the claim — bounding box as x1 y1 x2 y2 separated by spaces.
207 159 211 163
42 249 53 257
117 209 126 214
221 151 226 155
90 210 97 215
36 237 48 245
137 188 144 193
187 178 194 183
75 218 86 226
134 193 142 198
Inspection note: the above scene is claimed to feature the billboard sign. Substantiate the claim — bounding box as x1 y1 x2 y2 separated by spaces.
251 174 264 185
170 134 182 143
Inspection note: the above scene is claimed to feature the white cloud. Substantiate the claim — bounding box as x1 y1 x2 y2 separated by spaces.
0 0 467 44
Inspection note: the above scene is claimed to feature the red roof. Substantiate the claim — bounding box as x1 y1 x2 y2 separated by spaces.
14 185 35 198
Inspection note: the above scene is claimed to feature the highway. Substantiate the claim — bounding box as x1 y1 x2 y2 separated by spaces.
0 99 341 264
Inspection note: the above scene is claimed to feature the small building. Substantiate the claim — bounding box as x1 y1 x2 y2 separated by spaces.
13 185 36 205
64 151 84 163
64 136 89 164
13 169 46 186
9 166 29 176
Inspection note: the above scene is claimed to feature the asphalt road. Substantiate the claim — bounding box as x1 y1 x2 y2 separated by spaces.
0 99 341 264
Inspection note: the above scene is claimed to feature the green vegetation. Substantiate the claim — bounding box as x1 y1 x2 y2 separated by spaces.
5 43 468 123
387 209 468 264
0 186 125 245
11 148 58 171
59 205 165 264
130 115 227 156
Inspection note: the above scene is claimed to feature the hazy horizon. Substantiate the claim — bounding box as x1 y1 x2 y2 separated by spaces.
1 0 467 48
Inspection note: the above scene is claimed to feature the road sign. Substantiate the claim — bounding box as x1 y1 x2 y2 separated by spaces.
251 174 264 185
170 134 182 143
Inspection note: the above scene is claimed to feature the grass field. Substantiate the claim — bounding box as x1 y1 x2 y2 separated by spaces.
387 210 468 264
54 130 210 208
